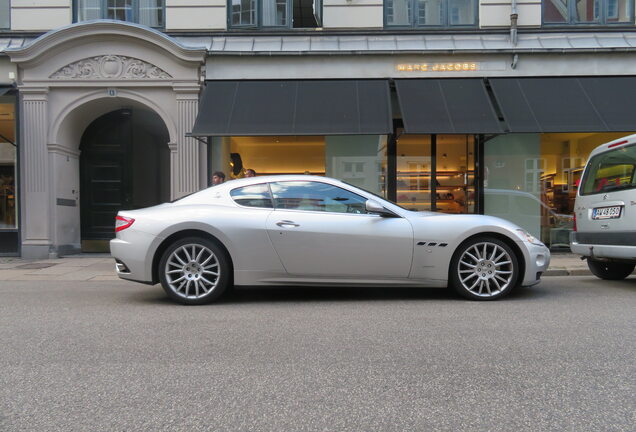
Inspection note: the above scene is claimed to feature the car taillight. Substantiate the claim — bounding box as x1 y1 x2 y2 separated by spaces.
115 216 135 232
573 212 577 232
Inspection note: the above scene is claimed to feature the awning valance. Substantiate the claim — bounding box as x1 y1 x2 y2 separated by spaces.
395 79 504 134
490 77 636 133
191 80 393 136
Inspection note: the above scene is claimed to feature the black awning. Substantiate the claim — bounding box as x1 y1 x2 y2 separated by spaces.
0 87 13 97
489 77 636 133
395 79 503 134
191 80 393 136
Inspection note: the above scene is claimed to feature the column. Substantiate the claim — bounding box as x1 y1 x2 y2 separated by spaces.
20 88 51 259
172 83 201 199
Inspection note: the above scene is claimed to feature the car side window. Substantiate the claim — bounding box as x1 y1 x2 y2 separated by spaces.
230 184 273 208
269 181 368 214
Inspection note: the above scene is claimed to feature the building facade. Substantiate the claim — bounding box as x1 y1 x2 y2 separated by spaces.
2 0 636 257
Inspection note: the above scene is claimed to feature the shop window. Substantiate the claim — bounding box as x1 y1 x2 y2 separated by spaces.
75 0 165 28
229 0 322 28
385 0 477 28
0 92 17 232
484 132 634 250
543 0 633 25
0 0 9 29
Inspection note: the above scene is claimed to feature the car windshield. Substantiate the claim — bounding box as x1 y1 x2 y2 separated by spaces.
581 143 636 195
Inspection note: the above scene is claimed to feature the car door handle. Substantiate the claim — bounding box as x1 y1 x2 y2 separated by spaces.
276 220 300 228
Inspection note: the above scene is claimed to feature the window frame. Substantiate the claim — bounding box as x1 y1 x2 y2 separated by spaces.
542 0 635 26
0 0 10 30
268 180 372 215
230 183 275 209
74 0 166 29
227 0 324 30
384 0 479 29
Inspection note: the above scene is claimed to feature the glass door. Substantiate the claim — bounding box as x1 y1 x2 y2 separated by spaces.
396 134 476 213
396 134 433 211
435 135 476 214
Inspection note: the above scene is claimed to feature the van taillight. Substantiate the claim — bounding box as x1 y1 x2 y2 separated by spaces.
115 216 135 232
573 213 577 232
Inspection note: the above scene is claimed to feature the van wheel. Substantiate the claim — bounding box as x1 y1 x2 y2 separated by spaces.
587 259 635 280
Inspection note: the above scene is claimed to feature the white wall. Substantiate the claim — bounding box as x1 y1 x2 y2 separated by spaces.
480 0 542 28
166 0 226 31
323 0 383 29
11 0 71 31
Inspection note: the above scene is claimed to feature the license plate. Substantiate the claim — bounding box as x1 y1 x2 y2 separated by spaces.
592 206 622 220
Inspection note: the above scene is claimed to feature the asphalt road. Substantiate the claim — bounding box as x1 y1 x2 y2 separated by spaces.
1 277 634 432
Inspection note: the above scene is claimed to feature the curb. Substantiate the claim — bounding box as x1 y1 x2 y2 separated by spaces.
544 268 592 276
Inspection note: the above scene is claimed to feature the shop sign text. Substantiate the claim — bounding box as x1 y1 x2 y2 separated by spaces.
396 63 479 72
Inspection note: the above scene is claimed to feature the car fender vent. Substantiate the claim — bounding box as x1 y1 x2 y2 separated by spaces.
417 241 447 247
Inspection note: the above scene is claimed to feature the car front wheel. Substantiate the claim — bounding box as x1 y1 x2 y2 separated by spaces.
158 237 230 305
587 259 635 280
449 237 519 300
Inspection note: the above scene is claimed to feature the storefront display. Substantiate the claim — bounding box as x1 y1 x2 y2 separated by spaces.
484 132 632 248
0 89 17 254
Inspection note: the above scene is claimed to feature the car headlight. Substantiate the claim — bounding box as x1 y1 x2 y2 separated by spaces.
516 229 543 246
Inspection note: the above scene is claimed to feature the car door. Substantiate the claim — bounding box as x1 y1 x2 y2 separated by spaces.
265 180 414 278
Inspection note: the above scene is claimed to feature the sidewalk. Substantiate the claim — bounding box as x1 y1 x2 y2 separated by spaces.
0 251 590 281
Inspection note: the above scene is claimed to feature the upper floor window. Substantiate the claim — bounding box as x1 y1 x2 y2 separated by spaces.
385 0 477 27
229 0 322 29
0 0 9 29
543 0 633 25
75 0 165 28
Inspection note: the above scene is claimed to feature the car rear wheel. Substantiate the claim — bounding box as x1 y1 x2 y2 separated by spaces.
587 259 635 280
158 237 230 305
449 237 519 300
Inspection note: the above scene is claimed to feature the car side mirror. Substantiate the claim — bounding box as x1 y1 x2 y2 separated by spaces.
365 200 396 217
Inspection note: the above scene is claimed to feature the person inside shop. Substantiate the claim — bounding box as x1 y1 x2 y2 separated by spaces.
245 169 256 178
211 171 226 186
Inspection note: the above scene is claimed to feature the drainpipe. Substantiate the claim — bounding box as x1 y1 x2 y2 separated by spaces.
510 0 518 46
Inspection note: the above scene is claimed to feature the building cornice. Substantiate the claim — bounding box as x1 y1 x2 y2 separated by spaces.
5 21 206 65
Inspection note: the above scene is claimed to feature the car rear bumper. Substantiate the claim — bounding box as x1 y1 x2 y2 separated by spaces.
570 232 636 261
110 229 158 284
521 242 550 286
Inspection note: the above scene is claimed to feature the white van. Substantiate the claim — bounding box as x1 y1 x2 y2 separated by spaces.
571 134 636 279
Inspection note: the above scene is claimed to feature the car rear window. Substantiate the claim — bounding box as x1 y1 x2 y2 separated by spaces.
581 143 636 195
230 184 273 208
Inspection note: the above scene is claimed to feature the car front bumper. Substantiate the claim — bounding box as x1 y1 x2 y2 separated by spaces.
520 242 551 286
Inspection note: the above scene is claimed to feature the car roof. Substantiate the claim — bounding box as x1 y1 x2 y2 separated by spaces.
216 175 344 190
589 133 636 158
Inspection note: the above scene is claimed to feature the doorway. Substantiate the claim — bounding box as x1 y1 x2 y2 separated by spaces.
79 108 170 251
396 134 477 213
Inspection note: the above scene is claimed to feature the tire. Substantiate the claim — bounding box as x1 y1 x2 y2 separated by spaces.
449 236 520 300
158 236 230 305
587 259 635 280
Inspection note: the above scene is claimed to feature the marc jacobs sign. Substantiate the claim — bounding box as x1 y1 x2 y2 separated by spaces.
396 62 479 72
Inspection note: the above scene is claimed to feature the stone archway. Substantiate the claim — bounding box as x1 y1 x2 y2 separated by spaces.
7 21 206 258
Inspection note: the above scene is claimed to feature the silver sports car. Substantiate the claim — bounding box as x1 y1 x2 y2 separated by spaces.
110 175 550 304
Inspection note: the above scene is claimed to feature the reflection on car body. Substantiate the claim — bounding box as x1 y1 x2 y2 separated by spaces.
111 175 550 304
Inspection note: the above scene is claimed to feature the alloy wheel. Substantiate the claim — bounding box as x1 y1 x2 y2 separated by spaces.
457 241 514 298
164 243 220 299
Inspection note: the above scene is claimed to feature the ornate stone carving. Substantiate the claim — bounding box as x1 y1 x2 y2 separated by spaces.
50 55 172 80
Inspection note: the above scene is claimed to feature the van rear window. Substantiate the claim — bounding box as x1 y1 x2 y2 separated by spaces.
581 143 636 195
